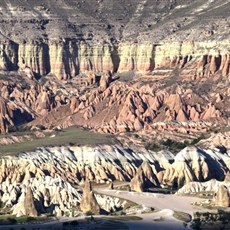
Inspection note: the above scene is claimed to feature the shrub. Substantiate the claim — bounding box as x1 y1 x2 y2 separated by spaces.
144 142 161 152
62 222 69 227
85 211 94 216
191 218 201 229
69 220 79 226
145 139 189 153
7 218 17 224
191 134 205 145
25 217 35 222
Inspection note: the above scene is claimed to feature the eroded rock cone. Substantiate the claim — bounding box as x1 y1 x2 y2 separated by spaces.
24 187 38 217
99 71 112 90
86 70 97 85
130 161 159 192
80 180 100 214
109 181 114 190
225 172 230 183
70 96 80 114
213 185 230 207
130 169 144 192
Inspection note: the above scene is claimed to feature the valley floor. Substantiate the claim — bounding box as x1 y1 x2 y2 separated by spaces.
0 213 190 230
0 187 219 229
95 187 209 215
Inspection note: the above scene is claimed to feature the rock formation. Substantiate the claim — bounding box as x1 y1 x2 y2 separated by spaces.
0 175 124 217
12 187 38 217
0 2 229 134
0 144 229 196
99 71 112 90
130 169 144 192
130 161 159 192
109 182 114 190
0 0 229 218
24 188 38 217
0 142 228 215
23 74 229 136
177 179 224 195
80 180 100 214
213 185 230 208
177 179 230 208
0 1 228 80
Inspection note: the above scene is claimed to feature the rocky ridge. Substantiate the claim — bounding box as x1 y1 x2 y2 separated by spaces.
0 0 230 216
0 145 230 192
0 144 230 214
0 174 127 217
1 69 229 135
0 0 229 80
0 39 229 81
0 1 229 133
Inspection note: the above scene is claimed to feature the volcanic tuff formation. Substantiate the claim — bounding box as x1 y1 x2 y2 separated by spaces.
0 0 229 79
80 180 100 214
0 145 230 192
0 173 127 217
1 144 230 214
1 70 230 135
0 1 229 133
0 0 230 216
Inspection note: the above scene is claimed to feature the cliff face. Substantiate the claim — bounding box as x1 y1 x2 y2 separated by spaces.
0 0 228 79
0 0 229 133
0 40 18 71
0 40 229 80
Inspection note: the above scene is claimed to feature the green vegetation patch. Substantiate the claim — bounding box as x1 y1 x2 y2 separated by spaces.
173 211 191 223
0 126 113 156
0 215 47 225
191 210 230 229
99 216 142 221
145 134 207 153
62 216 141 230
145 138 189 153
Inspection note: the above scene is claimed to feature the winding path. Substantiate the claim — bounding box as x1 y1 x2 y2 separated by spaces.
95 187 208 215
94 186 209 230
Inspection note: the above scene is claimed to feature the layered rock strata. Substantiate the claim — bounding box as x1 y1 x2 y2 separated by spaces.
0 40 229 80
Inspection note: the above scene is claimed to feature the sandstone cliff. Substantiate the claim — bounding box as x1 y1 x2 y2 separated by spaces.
0 39 229 81
0 1 229 79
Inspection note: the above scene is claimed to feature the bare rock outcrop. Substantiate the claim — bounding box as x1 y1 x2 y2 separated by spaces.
177 179 222 195
80 180 100 214
70 97 80 114
13 187 38 217
130 161 159 192
24 188 38 217
160 146 225 187
0 144 229 215
130 168 144 192
99 71 112 90
213 185 230 207
35 89 55 115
